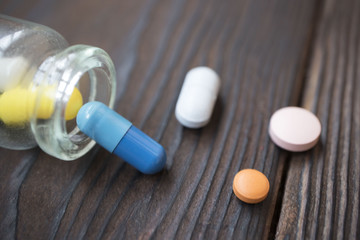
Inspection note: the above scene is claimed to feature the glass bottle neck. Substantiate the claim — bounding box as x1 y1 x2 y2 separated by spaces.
31 45 116 160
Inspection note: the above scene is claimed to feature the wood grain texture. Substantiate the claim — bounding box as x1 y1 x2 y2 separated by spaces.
276 0 360 239
0 0 330 239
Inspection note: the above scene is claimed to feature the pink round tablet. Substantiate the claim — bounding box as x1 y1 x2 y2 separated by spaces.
269 107 321 152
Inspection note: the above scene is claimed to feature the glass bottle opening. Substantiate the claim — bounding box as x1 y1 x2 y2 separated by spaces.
31 45 116 160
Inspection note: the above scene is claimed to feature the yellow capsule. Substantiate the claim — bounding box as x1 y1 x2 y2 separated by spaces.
34 86 56 119
0 88 34 125
65 86 83 120
0 87 83 125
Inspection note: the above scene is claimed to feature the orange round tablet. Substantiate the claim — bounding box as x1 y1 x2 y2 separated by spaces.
233 169 270 204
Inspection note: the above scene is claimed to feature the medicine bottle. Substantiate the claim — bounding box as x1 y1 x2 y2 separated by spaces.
0 14 116 160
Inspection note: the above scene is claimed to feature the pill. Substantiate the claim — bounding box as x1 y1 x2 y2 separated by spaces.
76 101 166 174
0 57 29 92
269 106 321 152
175 66 220 128
64 87 83 120
0 87 83 125
233 169 270 204
0 88 32 125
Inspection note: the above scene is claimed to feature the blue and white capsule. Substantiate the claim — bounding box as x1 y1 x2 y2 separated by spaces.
76 101 166 174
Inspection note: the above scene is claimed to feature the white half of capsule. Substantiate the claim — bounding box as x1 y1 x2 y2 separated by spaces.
175 66 220 128
0 57 29 92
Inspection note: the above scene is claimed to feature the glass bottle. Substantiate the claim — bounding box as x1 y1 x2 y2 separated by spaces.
0 14 116 160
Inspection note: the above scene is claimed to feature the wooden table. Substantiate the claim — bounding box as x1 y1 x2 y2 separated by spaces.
0 0 359 239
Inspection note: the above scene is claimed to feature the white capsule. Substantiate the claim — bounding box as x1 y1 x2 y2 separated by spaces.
175 66 220 128
0 57 29 92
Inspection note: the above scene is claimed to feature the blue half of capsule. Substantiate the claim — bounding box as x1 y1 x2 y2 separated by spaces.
76 101 166 174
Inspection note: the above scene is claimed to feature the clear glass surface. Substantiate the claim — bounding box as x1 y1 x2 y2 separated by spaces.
0 14 116 160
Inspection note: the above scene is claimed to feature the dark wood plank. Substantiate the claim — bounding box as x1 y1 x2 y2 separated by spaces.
276 0 360 239
0 0 319 239
0 148 39 240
